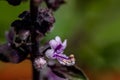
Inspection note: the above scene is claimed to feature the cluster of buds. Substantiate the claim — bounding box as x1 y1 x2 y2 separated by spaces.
0 8 55 63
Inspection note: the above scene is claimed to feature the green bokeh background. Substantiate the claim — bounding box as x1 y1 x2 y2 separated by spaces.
0 0 120 80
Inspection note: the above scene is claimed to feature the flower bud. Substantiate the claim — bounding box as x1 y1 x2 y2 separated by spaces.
45 0 65 11
7 0 22 6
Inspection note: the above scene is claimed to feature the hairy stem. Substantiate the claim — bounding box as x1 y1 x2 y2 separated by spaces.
30 0 41 80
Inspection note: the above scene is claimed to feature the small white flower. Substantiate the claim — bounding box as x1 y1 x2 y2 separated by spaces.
34 57 47 70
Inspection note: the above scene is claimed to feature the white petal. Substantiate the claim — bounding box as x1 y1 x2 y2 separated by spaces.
59 60 66 65
45 49 55 59
49 39 58 49
55 36 62 43
34 57 47 69
66 60 75 66
62 39 67 49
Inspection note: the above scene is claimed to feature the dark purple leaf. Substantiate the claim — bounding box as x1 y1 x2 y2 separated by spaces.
52 70 67 79
66 66 88 80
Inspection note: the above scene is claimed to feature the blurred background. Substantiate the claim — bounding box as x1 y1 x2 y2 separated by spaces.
0 0 120 80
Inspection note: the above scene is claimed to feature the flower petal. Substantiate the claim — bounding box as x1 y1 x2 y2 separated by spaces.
55 54 69 61
55 36 62 43
56 54 75 66
45 49 55 59
62 39 67 49
49 39 58 49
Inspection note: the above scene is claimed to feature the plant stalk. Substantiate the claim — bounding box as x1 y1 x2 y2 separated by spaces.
30 0 41 80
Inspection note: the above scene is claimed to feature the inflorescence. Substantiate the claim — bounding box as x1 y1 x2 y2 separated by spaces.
0 0 87 80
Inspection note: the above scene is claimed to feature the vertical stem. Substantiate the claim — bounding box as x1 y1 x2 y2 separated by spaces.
30 0 41 80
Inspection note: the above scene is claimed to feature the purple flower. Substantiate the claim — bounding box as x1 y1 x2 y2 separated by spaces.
45 36 75 66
